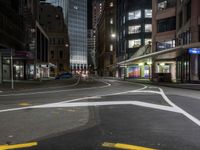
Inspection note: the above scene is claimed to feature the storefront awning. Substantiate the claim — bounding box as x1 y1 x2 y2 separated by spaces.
118 42 200 66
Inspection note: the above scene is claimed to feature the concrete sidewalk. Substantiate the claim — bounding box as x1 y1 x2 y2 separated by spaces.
127 78 200 91
0 77 78 92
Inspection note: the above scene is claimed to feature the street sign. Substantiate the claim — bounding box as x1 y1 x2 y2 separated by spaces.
188 48 200 54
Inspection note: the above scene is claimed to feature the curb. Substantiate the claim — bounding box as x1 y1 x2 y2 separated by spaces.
127 80 200 91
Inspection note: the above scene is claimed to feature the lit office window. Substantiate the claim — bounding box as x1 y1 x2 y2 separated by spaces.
129 39 141 48
128 25 141 34
145 9 152 18
145 39 152 45
110 18 113 24
156 40 176 51
110 44 113 51
123 16 125 24
110 2 113 7
145 24 152 32
128 10 141 20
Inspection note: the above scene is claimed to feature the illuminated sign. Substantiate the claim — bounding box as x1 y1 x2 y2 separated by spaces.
188 48 200 54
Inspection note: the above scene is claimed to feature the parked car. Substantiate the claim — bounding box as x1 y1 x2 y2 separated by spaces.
55 72 73 80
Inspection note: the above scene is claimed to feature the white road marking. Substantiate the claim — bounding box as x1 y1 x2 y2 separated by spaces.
131 83 200 127
0 100 181 114
33 101 181 113
158 88 200 127
0 80 111 97
0 83 147 113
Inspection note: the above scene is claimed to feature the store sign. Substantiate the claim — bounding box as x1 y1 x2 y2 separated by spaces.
188 48 200 54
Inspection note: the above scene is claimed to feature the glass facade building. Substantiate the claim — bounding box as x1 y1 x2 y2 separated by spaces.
45 0 68 19
68 0 88 71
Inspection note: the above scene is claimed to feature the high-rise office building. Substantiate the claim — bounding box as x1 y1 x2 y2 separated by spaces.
44 0 88 72
68 0 88 72
44 0 68 19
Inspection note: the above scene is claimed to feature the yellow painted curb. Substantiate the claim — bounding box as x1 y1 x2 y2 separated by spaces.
102 142 157 150
0 142 37 150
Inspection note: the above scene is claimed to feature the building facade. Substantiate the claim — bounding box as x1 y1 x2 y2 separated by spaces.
97 0 117 76
68 0 88 73
176 0 200 82
117 0 152 62
0 0 49 82
40 3 70 77
119 0 200 83
116 0 152 78
88 29 96 74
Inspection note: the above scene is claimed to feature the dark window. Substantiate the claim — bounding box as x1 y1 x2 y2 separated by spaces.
199 26 200 42
179 11 183 29
60 51 63 59
110 55 113 64
186 0 191 21
157 17 176 33
59 64 64 71
51 51 54 59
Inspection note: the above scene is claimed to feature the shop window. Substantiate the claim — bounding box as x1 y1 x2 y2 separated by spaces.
145 9 152 18
128 10 141 20
128 39 141 48
128 25 141 34
145 24 152 32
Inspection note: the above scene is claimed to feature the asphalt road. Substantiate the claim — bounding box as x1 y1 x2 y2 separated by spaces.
0 78 200 150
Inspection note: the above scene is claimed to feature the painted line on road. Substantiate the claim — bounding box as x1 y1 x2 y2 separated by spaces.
158 87 200 127
0 83 147 113
102 142 157 150
131 83 200 128
0 142 37 150
0 82 148 113
32 101 181 113
0 100 181 114
0 80 111 97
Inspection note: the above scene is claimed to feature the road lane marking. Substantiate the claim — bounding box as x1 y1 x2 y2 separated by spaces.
31 101 181 113
0 82 147 113
158 87 200 127
131 83 200 127
0 142 37 150
102 142 157 150
0 100 181 114
0 80 111 97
